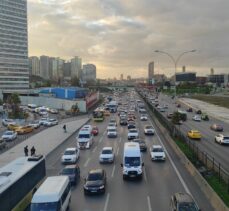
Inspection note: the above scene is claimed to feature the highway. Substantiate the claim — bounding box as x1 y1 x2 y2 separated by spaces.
157 94 229 173
45 93 214 211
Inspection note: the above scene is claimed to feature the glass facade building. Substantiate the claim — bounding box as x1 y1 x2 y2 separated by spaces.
0 0 29 90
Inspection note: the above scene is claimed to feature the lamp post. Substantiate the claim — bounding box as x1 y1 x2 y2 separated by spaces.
154 50 196 98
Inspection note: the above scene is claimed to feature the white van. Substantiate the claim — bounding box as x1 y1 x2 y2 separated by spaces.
121 142 144 180
77 125 93 149
31 176 71 211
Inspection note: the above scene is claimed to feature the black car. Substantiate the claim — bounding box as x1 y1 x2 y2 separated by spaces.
170 192 200 211
84 169 106 195
196 110 202 114
120 119 127 126
132 139 147 152
60 164 80 185
127 122 136 129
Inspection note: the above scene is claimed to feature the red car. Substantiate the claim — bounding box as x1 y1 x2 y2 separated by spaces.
92 126 99 136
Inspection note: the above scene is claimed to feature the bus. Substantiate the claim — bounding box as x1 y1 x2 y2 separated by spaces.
177 109 187 121
93 109 104 122
0 155 46 211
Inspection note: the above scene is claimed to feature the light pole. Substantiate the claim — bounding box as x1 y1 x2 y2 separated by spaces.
154 49 196 98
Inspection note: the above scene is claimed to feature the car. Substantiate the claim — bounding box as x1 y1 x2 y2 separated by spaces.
192 115 201 122
120 118 127 126
49 108 58 114
39 110 48 116
140 114 148 121
132 139 147 152
2 119 16 127
28 120 41 129
150 145 166 161
170 192 200 211
127 128 139 140
176 104 181 108
92 126 99 136
59 164 80 185
119 113 126 119
0 138 6 150
210 124 223 132
215 134 229 145
144 125 155 135
104 110 110 116
107 127 117 138
107 122 117 131
186 107 193 112
99 147 115 163
167 113 173 119
1 130 17 141
109 118 117 126
15 125 34 134
84 169 106 195
187 130 201 139
43 118 58 127
7 123 20 131
39 117 49 125
201 113 209 121
61 147 80 164
127 121 136 129
196 110 202 114
159 107 166 112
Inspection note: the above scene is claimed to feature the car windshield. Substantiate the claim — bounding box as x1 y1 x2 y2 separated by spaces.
178 202 199 211
64 150 75 155
102 149 112 154
78 134 90 138
152 148 163 152
88 172 103 181
130 129 137 133
61 168 75 175
145 126 153 129
108 129 116 132
125 157 140 167
31 202 61 211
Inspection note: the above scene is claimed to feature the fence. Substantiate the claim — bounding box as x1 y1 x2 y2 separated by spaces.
139 91 229 193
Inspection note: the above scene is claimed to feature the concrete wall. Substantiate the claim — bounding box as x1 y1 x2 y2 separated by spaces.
20 96 87 112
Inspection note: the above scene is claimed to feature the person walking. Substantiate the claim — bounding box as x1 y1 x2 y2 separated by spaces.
24 145 28 156
31 146 36 156
63 124 67 133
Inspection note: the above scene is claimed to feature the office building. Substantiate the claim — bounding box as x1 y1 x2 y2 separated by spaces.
29 56 40 76
175 72 196 83
0 0 29 90
51 57 64 80
71 56 82 78
208 74 229 87
63 62 71 77
40 56 50 80
148 62 154 83
82 64 96 82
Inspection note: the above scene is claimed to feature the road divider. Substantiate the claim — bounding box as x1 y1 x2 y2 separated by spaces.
103 193 110 211
111 165 116 178
147 196 152 211
84 157 91 167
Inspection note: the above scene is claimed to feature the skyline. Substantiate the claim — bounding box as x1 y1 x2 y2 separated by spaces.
28 0 229 78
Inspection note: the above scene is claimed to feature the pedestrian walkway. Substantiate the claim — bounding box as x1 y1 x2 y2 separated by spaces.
0 117 89 167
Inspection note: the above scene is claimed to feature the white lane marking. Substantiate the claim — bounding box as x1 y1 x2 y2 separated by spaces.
92 146 97 153
103 193 110 211
149 119 191 194
111 165 116 178
84 158 90 167
119 137 122 143
99 136 103 143
143 168 147 182
116 146 119 156
147 196 152 211
103 130 106 135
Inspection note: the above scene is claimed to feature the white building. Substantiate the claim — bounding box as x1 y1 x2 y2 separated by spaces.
29 57 40 76
51 58 64 80
82 64 96 82
40 56 50 80
0 0 29 90
71 56 82 78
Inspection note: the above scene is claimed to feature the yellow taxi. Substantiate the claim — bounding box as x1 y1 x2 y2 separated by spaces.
7 123 20 131
187 130 201 140
15 125 34 134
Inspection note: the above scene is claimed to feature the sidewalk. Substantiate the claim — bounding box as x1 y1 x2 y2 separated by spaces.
0 117 89 167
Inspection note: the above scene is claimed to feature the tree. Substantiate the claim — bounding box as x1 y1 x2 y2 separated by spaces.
7 93 21 118
71 76 80 86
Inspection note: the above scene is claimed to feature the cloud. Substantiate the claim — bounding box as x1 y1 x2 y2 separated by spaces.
28 0 229 78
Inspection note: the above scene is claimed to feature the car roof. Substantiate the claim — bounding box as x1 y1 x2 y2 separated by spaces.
174 192 194 203
63 164 78 169
65 147 76 151
89 169 103 174
152 145 162 149
191 130 200 133
102 147 113 150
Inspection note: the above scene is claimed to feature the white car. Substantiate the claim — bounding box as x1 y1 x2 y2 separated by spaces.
107 123 117 131
2 130 17 141
2 119 16 127
144 125 155 135
150 145 166 161
107 127 117 138
43 118 58 127
127 128 139 140
192 115 201 121
99 147 115 163
39 118 49 125
50 109 58 114
29 120 41 129
61 148 80 164
140 114 148 121
109 118 117 126
215 134 229 145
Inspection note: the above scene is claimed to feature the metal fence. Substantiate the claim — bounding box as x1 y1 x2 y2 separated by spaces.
140 93 229 193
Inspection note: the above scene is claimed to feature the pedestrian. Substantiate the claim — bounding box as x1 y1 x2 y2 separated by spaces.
31 146 36 156
24 145 28 156
63 124 67 133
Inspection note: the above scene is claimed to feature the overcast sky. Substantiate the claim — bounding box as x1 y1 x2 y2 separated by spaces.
28 0 229 78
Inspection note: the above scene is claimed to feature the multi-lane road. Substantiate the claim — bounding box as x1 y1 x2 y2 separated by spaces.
158 94 229 173
45 95 214 211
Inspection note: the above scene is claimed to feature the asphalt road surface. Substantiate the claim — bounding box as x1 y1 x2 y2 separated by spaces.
45 95 214 211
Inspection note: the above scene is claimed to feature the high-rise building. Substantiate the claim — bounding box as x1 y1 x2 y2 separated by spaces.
63 62 71 77
29 57 40 76
71 56 82 78
120 74 124 80
0 0 29 90
82 64 96 82
40 56 50 79
148 62 154 83
51 57 64 80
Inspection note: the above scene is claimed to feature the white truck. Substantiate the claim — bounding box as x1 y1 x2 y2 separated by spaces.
121 142 144 180
77 125 93 149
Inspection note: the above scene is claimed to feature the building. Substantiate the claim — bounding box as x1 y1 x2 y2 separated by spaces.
63 62 71 77
51 58 64 81
127 75 131 80
120 74 124 80
196 76 207 85
82 64 96 82
29 57 40 76
175 72 196 83
71 56 82 78
0 0 29 90
153 74 166 83
40 56 50 80
148 62 154 83
208 74 229 87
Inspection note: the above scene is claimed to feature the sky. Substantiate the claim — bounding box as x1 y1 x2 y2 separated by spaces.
28 0 229 79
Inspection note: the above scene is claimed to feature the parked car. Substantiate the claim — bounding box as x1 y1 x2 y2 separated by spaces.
210 124 223 132
2 119 16 127
61 147 80 164
215 134 229 145
150 145 166 161
1 130 17 141
84 169 106 195
187 130 201 140
132 139 147 152
192 115 201 122
43 118 58 127
59 164 80 185
0 138 6 150
99 147 115 163
144 125 155 135
92 126 99 136
15 125 33 134
170 192 200 211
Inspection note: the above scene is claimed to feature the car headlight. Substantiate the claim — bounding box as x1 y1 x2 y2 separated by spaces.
84 185 89 190
99 185 104 189
137 169 142 174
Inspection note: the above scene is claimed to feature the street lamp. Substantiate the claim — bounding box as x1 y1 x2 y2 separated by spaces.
154 49 196 98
